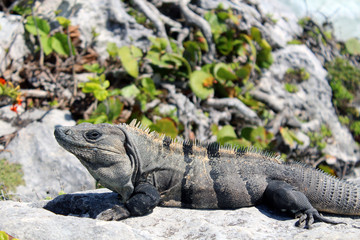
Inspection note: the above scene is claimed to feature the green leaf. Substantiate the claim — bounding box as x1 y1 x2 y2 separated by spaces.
93 97 123 122
94 89 108 101
150 118 178 139
0 231 10 240
284 83 299 93
103 80 110 89
118 46 139 78
140 116 153 127
318 164 336 176
50 33 73 56
225 138 251 148
107 42 118 58
345 38 360 55
204 11 227 37
56 16 71 28
83 63 105 74
250 27 262 43
40 35 53 55
216 35 233 55
131 45 143 58
141 77 160 97
121 84 140 98
25 16 50 36
189 70 214 100
149 37 169 51
213 63 237 83
280 127 299 148
93 113 109 124
82 82 102 93
235 65 251 81
168 53 192 76
195 30 208 52
287 39 303 45
216 125 237 145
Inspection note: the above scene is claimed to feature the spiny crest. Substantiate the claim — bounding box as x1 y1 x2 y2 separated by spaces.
126 119 159 137
233 146 283 163
126 119 283 163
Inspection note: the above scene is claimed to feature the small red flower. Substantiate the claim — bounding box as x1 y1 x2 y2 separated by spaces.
10 104 18 113
0 77 6 85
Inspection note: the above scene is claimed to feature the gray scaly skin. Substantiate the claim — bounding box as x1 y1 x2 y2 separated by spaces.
54 120 360 228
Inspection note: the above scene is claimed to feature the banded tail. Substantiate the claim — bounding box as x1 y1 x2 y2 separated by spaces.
296 165 360 215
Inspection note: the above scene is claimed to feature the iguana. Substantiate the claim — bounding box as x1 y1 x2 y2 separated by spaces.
54 120 360 228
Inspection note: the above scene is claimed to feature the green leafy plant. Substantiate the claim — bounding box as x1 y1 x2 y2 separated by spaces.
79 97 124 124
285 67 310 82
326 58 360 109
137 77 162 111
79 70 110 101
345 38 360 55
287 39 303 45
284 83 298 93
0 77 22 113
0 231 20 240
307 124 332 151
148 118 179 139
79 63 124 124
350 121 360 137
212 125 274 149
279 127 303 148
24 16 75 56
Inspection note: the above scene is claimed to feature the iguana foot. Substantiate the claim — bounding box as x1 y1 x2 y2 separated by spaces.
295 208 345 229
96 205 131 221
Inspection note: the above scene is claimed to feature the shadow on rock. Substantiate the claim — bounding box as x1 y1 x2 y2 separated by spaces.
43 190 123 219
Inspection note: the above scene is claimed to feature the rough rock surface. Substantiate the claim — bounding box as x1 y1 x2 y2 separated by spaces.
0 12 29 73
251 45 360 162
1 189 360 240
0 109 95 201
36 0 154 58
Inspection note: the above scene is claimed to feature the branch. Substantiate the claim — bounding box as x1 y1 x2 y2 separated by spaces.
31 0 44 68
179 0 216 61
162 83 210 141
204 98 261 125
132 0 171 52
250 89 285 112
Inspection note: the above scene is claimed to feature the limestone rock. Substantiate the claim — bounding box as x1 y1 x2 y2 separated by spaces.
0 109 95 201
252 45 360 162
1 189 360 240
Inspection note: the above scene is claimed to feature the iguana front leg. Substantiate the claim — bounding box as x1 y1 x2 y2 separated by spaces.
97 183 160 221
264 180 342 228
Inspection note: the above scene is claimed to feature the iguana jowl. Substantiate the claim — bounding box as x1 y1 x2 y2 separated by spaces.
54 120 360 228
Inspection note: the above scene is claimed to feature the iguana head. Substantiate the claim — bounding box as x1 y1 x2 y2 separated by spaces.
54 123 135 202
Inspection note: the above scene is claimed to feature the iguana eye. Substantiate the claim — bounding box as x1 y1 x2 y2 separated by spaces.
85 130 102 140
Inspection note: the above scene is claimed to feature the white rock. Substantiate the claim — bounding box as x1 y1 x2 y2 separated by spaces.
0 109 95 201
1 189 360 240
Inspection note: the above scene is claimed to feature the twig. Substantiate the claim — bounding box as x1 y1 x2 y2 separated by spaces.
20 89 52 98
179 0 215 62
162 83 210 141
31 0 44 68
64 0 78 101
204 98 261 125
250 89 285 112
132 0 171 52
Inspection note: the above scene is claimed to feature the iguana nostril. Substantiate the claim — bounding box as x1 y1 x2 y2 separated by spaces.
64 129 72 135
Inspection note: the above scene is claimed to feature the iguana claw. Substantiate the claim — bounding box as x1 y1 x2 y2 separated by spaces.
96 205 131 221
295 208 345 229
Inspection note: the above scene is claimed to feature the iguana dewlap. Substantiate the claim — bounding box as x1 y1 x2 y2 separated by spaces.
54 120 360 228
